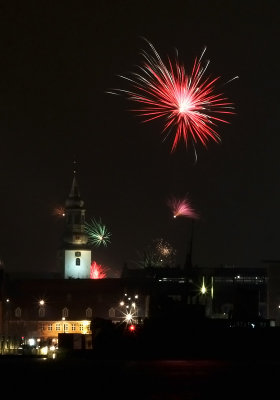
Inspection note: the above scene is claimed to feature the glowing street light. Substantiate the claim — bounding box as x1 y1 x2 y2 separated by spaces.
125 313 133 324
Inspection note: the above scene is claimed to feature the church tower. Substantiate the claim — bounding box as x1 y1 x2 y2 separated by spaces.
61 167 91 279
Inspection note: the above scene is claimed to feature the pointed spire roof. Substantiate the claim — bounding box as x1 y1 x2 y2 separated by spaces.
69 171 80 199
65 161 84 208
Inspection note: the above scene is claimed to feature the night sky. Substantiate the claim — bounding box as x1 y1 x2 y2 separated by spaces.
0 1 279 277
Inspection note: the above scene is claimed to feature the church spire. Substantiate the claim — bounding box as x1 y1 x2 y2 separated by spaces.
69 173 81 200
60 163 92 279
65 160 84 208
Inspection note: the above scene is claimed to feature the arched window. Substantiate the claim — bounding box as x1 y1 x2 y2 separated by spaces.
86 307 92 318
76 258 80 266
108 307 115 318
38 307 45 318
62 307 69 318
15 307 21 318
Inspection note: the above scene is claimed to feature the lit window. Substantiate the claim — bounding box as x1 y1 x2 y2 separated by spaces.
56 324 61 331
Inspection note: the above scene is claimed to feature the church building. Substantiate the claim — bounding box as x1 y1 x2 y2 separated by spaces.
0 171 147 355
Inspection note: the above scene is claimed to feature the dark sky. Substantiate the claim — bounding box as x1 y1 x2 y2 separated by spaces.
0 0 279 277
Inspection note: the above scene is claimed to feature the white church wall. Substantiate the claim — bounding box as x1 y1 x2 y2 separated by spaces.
64 249 91 279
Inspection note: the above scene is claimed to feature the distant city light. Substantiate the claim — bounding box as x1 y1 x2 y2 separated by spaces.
125 313 133 323
200 276 207 294
129 324 136 332
28 338 35 346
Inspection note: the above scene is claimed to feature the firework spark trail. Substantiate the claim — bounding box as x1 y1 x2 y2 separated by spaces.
109 39 237 156
85 218 111 247
168 196 199 219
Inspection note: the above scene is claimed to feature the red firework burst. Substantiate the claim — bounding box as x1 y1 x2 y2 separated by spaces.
110 39 237 154
90 261 107 279
168 196 199 219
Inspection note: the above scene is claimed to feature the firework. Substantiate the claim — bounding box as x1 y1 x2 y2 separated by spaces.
156 238 176 259
135 238 176 268
168 196 199 219
90 261 107 279
53 206 65 217
85 218 111 247
109 39 237 155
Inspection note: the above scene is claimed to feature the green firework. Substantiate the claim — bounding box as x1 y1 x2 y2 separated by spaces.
85 218 111 247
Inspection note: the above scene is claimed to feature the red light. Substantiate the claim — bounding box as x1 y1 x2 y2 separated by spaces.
129 324 136 332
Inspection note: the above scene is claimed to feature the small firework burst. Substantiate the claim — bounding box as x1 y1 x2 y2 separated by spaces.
167 196 199 219
53 206 65 217
156 238 176 259
135 238 176 268
85 218 111 247
90 261 107 279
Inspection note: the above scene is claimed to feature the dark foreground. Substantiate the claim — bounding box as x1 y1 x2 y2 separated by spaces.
1 354 279 399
